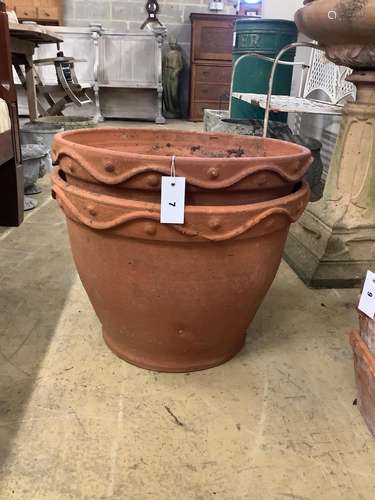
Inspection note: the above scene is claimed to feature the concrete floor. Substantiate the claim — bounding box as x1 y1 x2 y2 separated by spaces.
0 120 374 500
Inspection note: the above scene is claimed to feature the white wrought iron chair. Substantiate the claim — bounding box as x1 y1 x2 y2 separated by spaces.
230 41 356 137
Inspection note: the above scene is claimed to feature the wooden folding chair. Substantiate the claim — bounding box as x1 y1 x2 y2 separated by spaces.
33 54 92 115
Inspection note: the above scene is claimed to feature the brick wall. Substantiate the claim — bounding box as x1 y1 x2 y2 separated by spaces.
64 0 236 117
64 0 235 39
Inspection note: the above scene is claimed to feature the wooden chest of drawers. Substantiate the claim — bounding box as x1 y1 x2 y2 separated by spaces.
189 13 235 121
5 0 63 25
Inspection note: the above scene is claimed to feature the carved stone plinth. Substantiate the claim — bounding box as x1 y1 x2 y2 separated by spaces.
285 71 375 288
286 0 375 287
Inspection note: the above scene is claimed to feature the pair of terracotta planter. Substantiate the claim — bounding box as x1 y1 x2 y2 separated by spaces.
52 128 311 372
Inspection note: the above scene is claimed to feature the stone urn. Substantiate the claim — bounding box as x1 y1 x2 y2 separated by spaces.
295 0 375 67
21 144 49 195
284 0 375 287
21 121 63 151
52 127 311 372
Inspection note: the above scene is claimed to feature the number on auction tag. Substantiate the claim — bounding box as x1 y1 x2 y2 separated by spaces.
358 270 375 319
160 176 186 224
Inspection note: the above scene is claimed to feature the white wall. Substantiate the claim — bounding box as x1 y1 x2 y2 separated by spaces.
262 0 303 20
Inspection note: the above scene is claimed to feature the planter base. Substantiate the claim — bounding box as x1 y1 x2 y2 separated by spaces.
103 328 245 373
351 330 375 437
284 203 372 288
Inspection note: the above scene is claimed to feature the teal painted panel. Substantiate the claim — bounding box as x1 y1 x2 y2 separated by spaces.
231 19 298 121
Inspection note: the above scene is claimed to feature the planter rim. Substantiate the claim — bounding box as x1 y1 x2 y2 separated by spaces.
39 116 94 123
52 168 309 216
53 127 311 165
52 169 310 242
54 127 312 192
22 121 64 133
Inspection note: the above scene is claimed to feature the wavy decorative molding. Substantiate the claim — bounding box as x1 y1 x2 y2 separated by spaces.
54 148 312 190
52 183 308 242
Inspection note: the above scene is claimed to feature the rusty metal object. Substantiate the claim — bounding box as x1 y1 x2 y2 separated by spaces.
51 168 309 372
53 128 312 203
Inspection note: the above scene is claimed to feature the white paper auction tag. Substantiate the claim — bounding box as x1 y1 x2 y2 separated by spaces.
160 176 186 224
358 270 375 319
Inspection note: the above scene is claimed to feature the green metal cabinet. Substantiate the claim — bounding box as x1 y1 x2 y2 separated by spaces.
231 19 298 121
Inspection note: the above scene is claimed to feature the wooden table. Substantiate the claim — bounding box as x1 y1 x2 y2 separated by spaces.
9 22 63 120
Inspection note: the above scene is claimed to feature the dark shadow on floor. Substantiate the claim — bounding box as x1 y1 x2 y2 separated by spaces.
0 184 76 469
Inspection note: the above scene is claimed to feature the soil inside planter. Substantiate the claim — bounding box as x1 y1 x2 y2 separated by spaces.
109 141 269 158
151 143 246 158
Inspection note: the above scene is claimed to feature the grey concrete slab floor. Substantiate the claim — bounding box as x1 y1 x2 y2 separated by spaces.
0 121 373 500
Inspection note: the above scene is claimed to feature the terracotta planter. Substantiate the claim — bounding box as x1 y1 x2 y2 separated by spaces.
53 128 312 204
351 329 375 437
52 169 310 372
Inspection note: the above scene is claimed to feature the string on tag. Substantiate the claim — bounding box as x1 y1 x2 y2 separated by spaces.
160 157 186 224
171 155 176 186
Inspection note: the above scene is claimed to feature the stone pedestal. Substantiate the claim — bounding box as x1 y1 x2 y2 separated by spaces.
285 72 375 287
